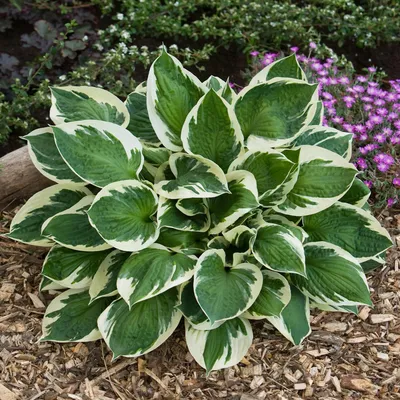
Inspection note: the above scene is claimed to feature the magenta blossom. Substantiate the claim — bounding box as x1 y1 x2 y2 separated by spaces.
387 198 396 207
393 178 400 187
309 42 317 49
364 180 373 188
250 51 259 57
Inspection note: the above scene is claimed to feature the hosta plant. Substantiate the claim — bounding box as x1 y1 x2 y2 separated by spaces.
5 51 392 374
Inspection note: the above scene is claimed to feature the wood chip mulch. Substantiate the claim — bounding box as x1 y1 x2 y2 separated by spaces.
0 206 399 400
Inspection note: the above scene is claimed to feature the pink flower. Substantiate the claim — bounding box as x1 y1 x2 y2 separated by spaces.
357 158 368 169
373 133 386 143
250 51 260 57
364 104 373 111
290 46 299 53
376 108 388 116
354 124 366 133
357 76 368 83
374 99 386 107
390 136 400 144
332 116 344 124
383 127 393 135
358 133 368 141
386 93 397 102
364 180 373 188
365 143 379 152
338 76 350 85
343 95 355 103
361 96 373 103
388 112 398 121
368 67 377 73
309 42 317 49
387 198 395 207
353 85 365 93
393 178 400 187
368 81 379 87
369 115 383 124
377 163 390 172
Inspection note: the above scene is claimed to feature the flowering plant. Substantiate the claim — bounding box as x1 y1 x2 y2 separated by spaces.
5 50 392 373
249 47 400 208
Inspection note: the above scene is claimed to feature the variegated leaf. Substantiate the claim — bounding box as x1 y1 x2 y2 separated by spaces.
97 288 182 358
41 289 109 342
42 195 111 252
147 49 206 150
50 86 129 127
251 223 306 276
291 242 372 307
185 317 253 374
303 202 392 261
89 250 131 302
244 270 291 319
154 153 229 199
5 184 92 246
208 170 259 234
250 54 307 85
42 245 110 289
157 197 210 232
181 88 244 172
274 145 357 216
339 178 371 207
291 125 353 161
234 78 318 148
23 127 84 184
194 249 262 324
117 245 196 307
266 285 311 345
53 120 143 188
88 180 159 252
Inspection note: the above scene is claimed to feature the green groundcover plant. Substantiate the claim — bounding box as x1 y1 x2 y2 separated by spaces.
5 50 393 373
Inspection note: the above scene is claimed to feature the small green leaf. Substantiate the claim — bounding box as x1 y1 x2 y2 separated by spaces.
194 249 262 324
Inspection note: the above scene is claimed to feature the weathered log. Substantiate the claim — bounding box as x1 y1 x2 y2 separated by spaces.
0 146 52 209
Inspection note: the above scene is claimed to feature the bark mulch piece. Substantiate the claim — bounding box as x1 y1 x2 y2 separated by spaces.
1 206 399 399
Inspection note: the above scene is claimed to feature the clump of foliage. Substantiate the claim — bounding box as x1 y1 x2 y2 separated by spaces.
97 0 400 51
248 46 400 209
5 49 392 373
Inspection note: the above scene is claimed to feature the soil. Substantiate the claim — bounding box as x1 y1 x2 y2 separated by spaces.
0 205 399 399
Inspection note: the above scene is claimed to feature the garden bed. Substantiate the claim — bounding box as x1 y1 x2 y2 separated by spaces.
0 206 399 399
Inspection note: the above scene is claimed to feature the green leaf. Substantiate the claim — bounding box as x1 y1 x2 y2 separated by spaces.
154 153 229 199
303 202 392 260
53 120 144 188
244 270 291 319
125 90 159 144
208 170 259 234
117 245 196 307
50 86 129 127
88 180 159 252
157 197 210 232
274 145 357 216
23 127 84 184
181 89 243 173
185 317 253 374
41 289 109 342
178 280 223 330
234 79 318 148
42 195 111 252
229 149 299 207
142 143 171 166
219 80 237 104
360 253 385 273
6 184 91 246
250 54 307 85
291 242 372 307
194 249 262 324
308 101 324 125
339 178 370 207
266 285 311 345
42 245 110 289
89 250 131 302
262 214 308 243
39 276 66 291
291 125 353 161
147 50 205 150
156 229 208 255
251 223 306 276
97 288 182 358
203 75 225 91
176 198 207 216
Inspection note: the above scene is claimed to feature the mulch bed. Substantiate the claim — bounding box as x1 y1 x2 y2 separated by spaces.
0 206 399 400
